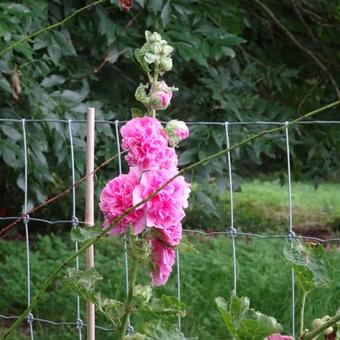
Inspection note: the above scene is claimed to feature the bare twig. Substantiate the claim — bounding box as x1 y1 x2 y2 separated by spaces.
254 0 340 99
0 149 127 238
297 76 324 114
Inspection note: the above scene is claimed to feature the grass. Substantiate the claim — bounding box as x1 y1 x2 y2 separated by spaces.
186 180 340 234
0 233 339 339
236 180 340 227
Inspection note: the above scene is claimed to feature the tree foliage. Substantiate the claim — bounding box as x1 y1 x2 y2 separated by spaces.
0 0 339 222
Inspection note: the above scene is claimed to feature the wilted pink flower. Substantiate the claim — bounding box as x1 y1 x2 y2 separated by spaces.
267 334 293 340
151 239 176 286
155 90 172 109
118 0 133 11
121 117 169 171
133 169 190 229
99 168 145 235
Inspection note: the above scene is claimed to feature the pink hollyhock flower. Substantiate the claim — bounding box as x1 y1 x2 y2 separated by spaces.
151 239 176 286
99 168 145 235
267 334 293 340
155 90 172 109
159 147 178 171
159 223 182 247
133 169 190 229
120 117 170 171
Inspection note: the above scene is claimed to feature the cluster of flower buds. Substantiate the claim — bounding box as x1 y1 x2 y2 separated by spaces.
134 31 173 74
134 31 177 115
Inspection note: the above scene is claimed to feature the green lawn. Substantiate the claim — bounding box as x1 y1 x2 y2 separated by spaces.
187 180 340 234
236 180 340 226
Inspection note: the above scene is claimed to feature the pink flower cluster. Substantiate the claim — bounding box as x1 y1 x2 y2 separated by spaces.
267 334 293 340
99 117 190 286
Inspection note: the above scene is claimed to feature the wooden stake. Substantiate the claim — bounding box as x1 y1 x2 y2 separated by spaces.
85 108 95 340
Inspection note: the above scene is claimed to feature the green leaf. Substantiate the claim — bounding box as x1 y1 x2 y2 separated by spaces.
66 267 102 297
41 75 66 88
70 226 104 243
1 125 22 141
133 284 152 305
283 239 331 293
65 268 124 327
142 320 193 340
145 295 186 317
161 2 171 27
0 3 30 14
215 295 282 340
0 76 11 93
16 41 34 60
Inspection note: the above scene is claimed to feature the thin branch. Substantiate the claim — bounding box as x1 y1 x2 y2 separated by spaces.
3 99 340 338
0 149 127 238
0 0 107 58
290 0 316 41
254 0 340 99
297 76 324 114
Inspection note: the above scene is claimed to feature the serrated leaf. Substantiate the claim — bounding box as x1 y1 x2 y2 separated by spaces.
216 295 282 340
70 226 104 242
145 295 186 317
65 268 123 327
142 320 193 340
283 239 331 293
133 284 152 305
66 267 102 297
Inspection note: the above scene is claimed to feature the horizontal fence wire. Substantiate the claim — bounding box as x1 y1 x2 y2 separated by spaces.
0 118 339 338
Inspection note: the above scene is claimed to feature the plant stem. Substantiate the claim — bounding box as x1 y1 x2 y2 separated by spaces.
3 99 340 338
118 256 139 339
299 291 309 336
302 311 340 339
0 0 107 58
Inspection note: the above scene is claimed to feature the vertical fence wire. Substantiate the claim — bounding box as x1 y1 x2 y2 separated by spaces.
176 249 181 331
285 122 295 338
68 120 83 339
21 119 34 339
115 120 132 334
224 122 237 294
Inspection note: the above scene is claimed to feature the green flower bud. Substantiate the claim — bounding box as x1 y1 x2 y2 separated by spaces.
160 57 173 72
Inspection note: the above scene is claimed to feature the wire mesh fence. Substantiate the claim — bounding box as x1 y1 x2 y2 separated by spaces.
0 118 339 339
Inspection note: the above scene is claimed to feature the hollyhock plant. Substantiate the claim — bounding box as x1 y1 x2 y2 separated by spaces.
151 239 176 286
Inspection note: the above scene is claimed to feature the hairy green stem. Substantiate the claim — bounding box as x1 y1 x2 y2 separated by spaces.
0 0 107 58
118 257 139 339
302 311 340 340
3 99 340 338
299 291 309 336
